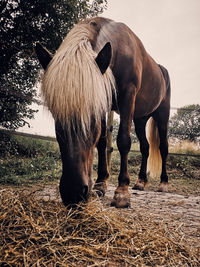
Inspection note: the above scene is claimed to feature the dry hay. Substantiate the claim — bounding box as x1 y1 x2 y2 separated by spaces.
0 188 199 266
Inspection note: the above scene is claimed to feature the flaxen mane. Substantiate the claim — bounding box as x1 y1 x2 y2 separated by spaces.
41 22 116 139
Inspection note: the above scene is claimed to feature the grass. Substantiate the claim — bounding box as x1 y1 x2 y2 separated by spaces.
0 136 199 196
169 140 200 155
108 144 200 196
0 136 199 266
0 156 61 185
0 134 62 186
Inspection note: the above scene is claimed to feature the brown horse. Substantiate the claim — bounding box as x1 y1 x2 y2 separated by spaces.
35 17 171 208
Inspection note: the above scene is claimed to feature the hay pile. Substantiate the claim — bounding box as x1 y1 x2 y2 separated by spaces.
0 188 199 266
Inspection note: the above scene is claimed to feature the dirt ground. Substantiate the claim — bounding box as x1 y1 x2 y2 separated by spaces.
32 182 200 249
105 184 200 247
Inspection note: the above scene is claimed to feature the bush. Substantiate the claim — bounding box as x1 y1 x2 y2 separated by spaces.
0 132 60 158
0 156 61 185
0 132 61 185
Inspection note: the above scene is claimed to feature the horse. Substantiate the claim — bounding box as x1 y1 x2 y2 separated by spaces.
35 17 171 208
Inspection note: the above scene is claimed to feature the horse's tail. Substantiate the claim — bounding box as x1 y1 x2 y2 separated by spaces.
146 117 162 178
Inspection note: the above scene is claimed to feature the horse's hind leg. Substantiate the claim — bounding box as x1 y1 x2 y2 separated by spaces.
133 116 149 190
94 117 109 196
154 110 170 192
157 120 169 192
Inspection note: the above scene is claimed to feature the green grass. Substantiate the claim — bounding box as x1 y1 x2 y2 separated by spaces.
0 134 61 186
0 156 61 185
108 147 200 196
0 135 199 196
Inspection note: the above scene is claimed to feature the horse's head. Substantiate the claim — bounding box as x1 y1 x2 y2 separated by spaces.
55 120 101 205
35 40 112 205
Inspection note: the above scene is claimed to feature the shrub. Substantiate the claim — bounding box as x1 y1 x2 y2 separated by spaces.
0 132 60 158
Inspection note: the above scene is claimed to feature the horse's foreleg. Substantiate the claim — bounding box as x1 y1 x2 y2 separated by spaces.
111 90 135 208
133 117 149 190
94 118 109 196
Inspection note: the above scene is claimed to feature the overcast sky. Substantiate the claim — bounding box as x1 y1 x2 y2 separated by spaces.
20 0 200 136
103 0 200 108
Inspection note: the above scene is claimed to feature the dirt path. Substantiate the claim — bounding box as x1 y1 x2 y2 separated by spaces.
33 183 200 248
105 184 200 247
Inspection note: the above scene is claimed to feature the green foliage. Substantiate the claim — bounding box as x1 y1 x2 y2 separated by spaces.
112 119 138 143
0 133 200 191
0 132 60 158
0 134 61 185
169 104 200 143
0 156 61 185
0 0 107 129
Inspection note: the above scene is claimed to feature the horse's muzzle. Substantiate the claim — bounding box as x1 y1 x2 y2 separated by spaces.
59 183 89 206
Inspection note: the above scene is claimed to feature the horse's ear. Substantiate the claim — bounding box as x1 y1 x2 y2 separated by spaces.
95 42 112 74
35 42 53 70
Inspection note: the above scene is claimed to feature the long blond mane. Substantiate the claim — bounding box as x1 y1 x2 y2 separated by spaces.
41 22 116 139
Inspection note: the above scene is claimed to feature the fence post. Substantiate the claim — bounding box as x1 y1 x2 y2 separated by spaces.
107 111 114 169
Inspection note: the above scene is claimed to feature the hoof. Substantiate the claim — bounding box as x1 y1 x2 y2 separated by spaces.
111 186 131 208
132 179 147 191
158 182 168 192
94 181 107 197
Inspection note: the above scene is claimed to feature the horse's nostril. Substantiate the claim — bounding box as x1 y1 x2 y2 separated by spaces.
82 185 88 198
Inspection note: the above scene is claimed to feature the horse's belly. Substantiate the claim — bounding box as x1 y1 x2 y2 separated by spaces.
134 95 162 118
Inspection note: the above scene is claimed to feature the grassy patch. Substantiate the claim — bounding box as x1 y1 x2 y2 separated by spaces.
0 157 61 185
0 135 199 195
0 134 61 185
169 140 200 155
108 148 200 196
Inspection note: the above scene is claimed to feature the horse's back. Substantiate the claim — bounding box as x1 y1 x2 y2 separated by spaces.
86 17 169 117
158 64 171 92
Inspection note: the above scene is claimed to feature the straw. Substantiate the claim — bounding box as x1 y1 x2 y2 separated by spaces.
0 188 199 266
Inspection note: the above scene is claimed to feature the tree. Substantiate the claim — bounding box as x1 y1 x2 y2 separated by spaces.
112 118 138 143
168 104 200 143
0 0 107 129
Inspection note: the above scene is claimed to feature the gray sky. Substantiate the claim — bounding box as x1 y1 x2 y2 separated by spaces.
20 0 200 136
103 0 200 108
